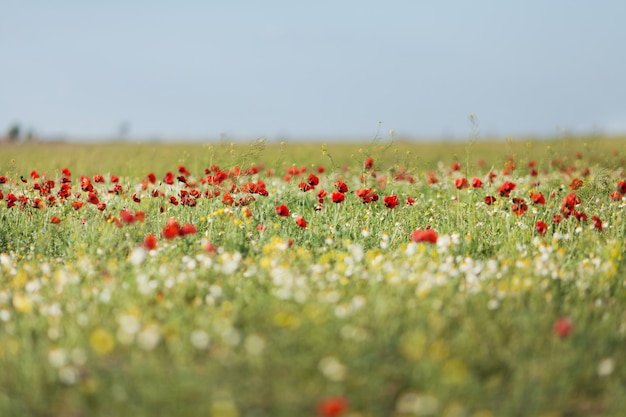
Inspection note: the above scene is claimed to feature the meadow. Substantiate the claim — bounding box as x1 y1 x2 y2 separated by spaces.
0 135 625 417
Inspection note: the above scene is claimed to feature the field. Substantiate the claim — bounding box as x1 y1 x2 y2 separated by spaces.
1 136 625 417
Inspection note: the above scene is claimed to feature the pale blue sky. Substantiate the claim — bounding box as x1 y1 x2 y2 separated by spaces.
2 0 625 141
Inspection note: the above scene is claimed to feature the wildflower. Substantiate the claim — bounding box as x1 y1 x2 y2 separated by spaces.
142 234 157 250
90 328 115 355
618 180 626 195
298 181 314 192
334 180 348 193
411 228 438 244
451 162 461 171
553 317 573 338
331 192 345 203
295 215 307 228
355 188 377 203
535 220 548 236
471 177 483 188
569 178 583 190
315 189 327 204
406 197 415 205
484 196 496 205
120 209 136 224
317 396 349 417
50 216 61 224
591 216 603 231
511 197 527 216
497 181 516 197
275 204 290 217
179 224 197 236
71 201 84 210
530 192 546 205
383 195 399 209
364 157 374 170
162 218 181 239
307 173 319 186
454 177 469 190
163 171 175 185
561 193 581 218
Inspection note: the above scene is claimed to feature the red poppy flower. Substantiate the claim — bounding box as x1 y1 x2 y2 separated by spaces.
334 180 348 193
179 223 197 236
591 216 602 231
561 193 581 218
0 175 8 184
454 177 469 189
162 218 181 239
611 191 623 201
178 165 191 176
484 196 497 205
331 191 345 203
132 193 141 203
511 198 528 216
552 214 562 224
618 180 626 195
120 209 136 224
530 192 545 205
110 175 119 183
307 173 319 187
451 162 461 171
427 171 438 184
298 181 314 192
569 178 583 190
142 234 157 250
86 192 99 205
553 317 573 338
147 172 156 184
163 172 175 185
93 174 104 183
471 177 483 188
62 168 71 177
535 220 548 236
406 197 415 205
50 216 61 224
497 181 516 197
317 396 349 417
222 193 234 206
97 202 107 211
411 228 438 244
364 157 374 170
72 201 84 210
295 215 307 228
573 210 587 222
275 204 290 217
169 196 179 205
383 195 399 209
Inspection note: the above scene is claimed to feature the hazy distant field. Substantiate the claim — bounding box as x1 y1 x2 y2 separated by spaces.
1 136 625 417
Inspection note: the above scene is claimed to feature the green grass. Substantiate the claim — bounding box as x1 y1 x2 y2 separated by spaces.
0 135 625 417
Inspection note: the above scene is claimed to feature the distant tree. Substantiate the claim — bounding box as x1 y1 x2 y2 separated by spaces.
6 123 21 142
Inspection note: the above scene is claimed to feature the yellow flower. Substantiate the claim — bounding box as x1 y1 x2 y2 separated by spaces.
90 328 115 356
12 293 33 313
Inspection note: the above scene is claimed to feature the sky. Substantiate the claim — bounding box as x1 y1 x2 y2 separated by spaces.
2 0 626 142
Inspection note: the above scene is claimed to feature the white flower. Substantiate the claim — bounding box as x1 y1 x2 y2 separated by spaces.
190 330 210 350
